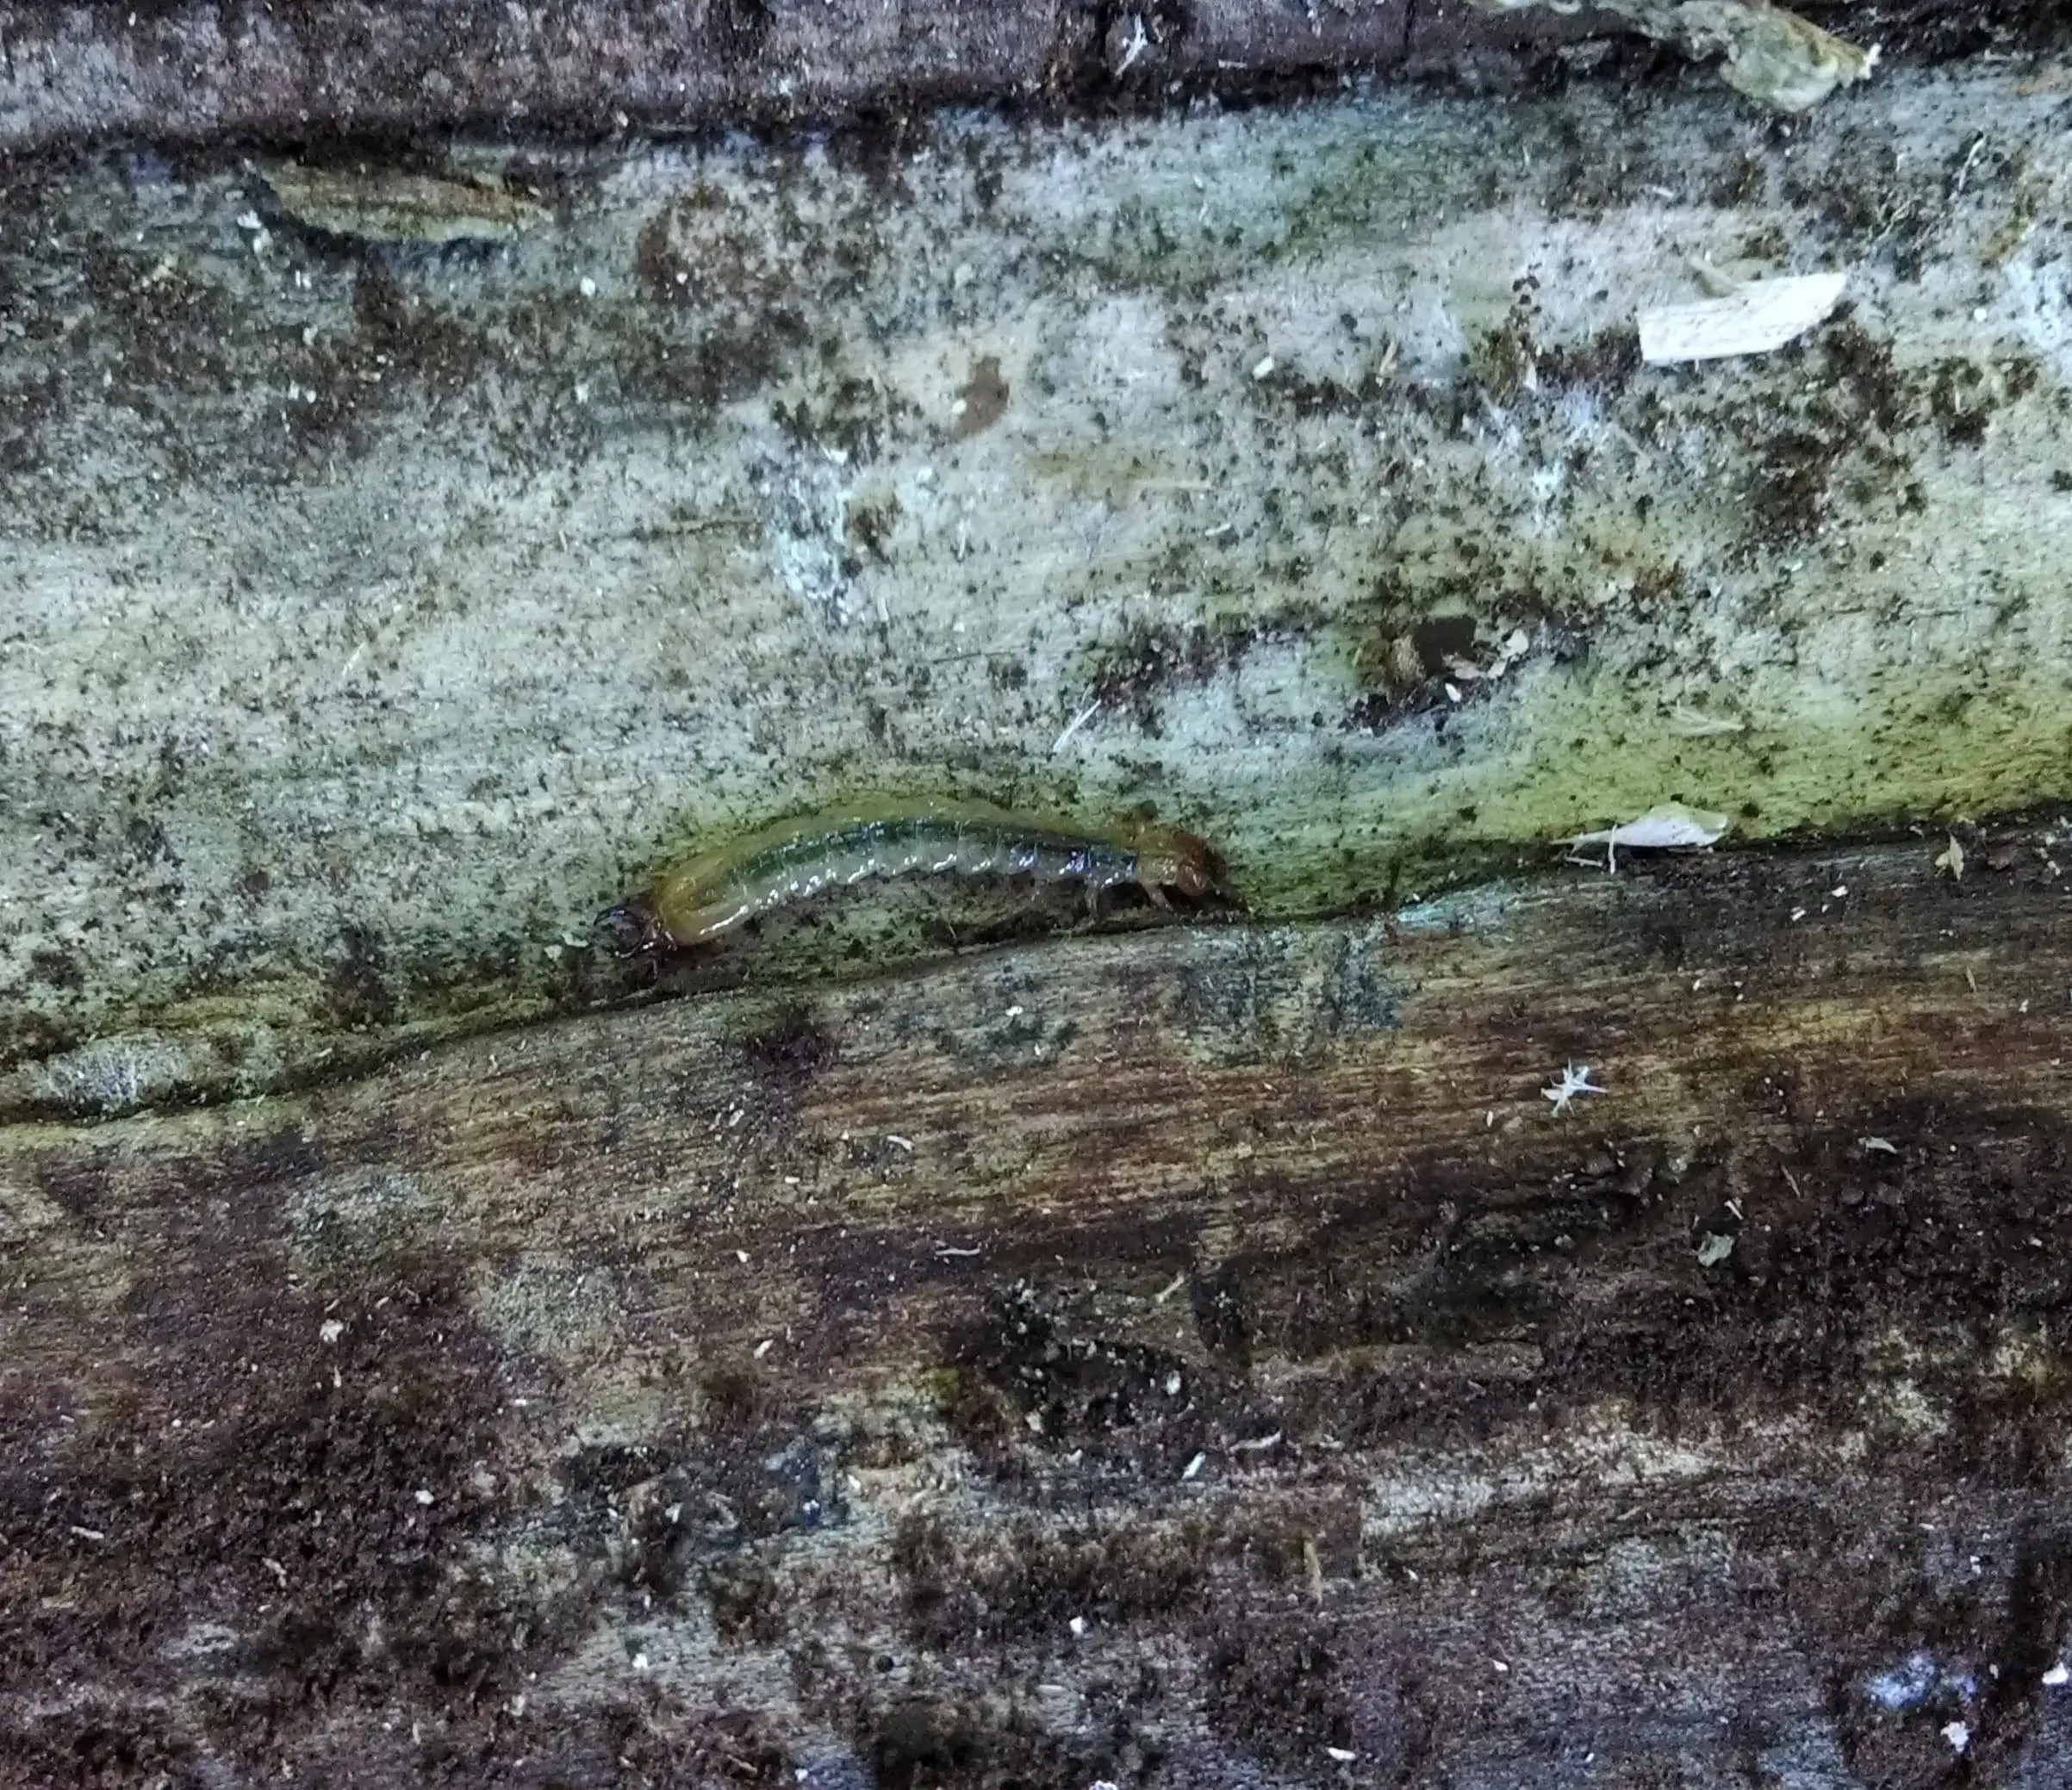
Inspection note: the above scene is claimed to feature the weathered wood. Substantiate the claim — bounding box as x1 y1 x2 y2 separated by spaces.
0 0 1864 150
0 0 2044 152
8 16 2072 1785
8 830 2072 1783
9 62 2072 1122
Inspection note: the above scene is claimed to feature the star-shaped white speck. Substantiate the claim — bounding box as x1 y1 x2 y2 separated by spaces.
1542 1062 1606 1116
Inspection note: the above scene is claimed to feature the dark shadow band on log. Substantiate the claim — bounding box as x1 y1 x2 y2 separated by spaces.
0 0 1924 152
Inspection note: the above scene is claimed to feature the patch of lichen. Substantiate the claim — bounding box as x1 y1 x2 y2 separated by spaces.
9 82 2072 1119
10 608 2068 1123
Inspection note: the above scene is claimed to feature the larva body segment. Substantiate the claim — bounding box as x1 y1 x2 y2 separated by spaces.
605 802 1219 953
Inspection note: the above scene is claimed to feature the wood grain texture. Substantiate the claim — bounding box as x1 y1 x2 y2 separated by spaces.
0 0 1637 150
13 65 2072 1121
0 0 2050 152
9 826 2072 1785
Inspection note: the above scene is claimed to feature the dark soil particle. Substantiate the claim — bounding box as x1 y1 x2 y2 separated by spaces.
323 921 396 1031
1537 322 1641 395
1801 0 2072 60
742 1004 840 1094
1204 1616 1352 1769
0 1215 553 1768
1081 617 1278 732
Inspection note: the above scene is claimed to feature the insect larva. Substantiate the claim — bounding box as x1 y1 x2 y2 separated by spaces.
600 801 1221 954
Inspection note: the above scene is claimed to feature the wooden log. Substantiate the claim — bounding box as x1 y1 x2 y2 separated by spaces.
7 18 2072 1785
8 829 2072 1783
0 0 1876 151
9 64 2072 1121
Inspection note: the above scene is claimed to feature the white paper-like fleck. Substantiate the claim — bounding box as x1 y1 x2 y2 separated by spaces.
2044 1661 2069 1687
1640 273 1847 364
1941 1720 1969 1753
1571 804 1730 851
1542 1062 1606 1117
1569 803 1731 863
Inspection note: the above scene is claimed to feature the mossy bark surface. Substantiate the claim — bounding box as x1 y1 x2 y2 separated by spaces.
8 65 2072 1113
8 34 2072 1788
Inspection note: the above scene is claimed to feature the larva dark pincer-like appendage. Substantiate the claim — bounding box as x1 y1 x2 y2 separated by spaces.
598 800 1225 954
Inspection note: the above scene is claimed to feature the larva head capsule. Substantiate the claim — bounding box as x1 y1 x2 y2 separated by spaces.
1130 824 1223 902
595 894 663 956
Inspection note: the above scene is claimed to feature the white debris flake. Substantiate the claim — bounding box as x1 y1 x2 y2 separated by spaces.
2044 1661 2069 1687
414 1489 433 1507
1639 272 1847 364
1569 802 1730 870
1941 1720 1969 1753
1182 1451 1206 1481
1542 1062 1606 1117
1251 354 1276 380
1324 1746 1358 1762
318 1319 345 1345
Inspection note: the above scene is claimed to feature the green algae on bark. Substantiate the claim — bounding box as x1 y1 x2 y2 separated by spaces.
6 69 2072 1111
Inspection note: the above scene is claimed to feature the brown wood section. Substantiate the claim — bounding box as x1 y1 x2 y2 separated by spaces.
2 0 2018 150
0 0 1405 149
6 827 2072 1783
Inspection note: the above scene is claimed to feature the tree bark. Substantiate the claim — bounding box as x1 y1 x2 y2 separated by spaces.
0 1 2048 151
8 831 2072 1783
6 21 2072 1788
8 64 2072 1116
0 0 1722 150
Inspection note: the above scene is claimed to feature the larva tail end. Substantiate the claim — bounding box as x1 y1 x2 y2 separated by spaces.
595 895 663 956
